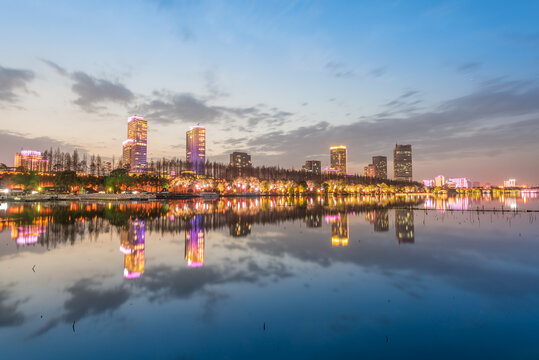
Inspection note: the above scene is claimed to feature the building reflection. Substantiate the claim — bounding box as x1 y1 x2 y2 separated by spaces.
229 219 251 237
366 209 389 232
120 219 145 279
395 209 414 244
12 223 46 245
305 214 322 228
327 213 349 247
185 215 205 267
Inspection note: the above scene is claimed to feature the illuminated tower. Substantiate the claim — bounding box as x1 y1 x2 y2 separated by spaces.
186 126 206 175
330 145 347 174
122 116 147 174
120 219 146 278
372 156 387 179
393 144 412 181
185 215 205 267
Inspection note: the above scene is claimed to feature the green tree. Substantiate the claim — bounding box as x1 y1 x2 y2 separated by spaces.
10 172 40 190
54 171 79 191
104 169 133 193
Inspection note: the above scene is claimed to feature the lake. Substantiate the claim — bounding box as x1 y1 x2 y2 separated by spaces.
1 195 538 359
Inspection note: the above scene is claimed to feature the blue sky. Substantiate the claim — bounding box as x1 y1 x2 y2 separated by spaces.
1 0 538 183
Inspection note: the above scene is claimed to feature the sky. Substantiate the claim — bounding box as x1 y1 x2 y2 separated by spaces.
0 0 538 184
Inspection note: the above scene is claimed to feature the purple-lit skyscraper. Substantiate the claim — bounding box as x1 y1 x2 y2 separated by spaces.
122 116 147 174
186 125 206 175
185 215 205 267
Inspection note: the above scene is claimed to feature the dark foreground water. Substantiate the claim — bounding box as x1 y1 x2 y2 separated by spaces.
1 195 538 359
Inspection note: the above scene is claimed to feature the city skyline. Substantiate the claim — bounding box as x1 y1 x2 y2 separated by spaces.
1 1 539 184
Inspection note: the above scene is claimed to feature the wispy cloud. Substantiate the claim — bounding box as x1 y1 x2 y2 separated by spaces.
0 65 35 104
325 61 355 79
41 59 134 112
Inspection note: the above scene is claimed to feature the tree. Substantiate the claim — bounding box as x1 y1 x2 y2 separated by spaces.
104 168 133 193
54 170 79 191
10 172 40 191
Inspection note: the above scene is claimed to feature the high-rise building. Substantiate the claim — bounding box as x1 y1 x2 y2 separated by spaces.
14 150 48 173
122 116 147 174
120 219 145 279
372 156 387 179
302 160 321 175
186 126 206 175
230 151 252 168
364 164 376 177
330 145 347 174
393 144 412 181
185 215 205 267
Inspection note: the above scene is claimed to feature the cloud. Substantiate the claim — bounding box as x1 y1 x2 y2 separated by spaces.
325 61 355 79
42 60 134 111
29 279 130 338
136 92 221 124
0 130 84 166
457 62 482 73
135 91 294 129
368 66 388 78
223 78 539 181
0 65 35 104
0 290 25 327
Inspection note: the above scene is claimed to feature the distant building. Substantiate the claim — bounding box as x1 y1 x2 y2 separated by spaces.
393 144 412 181
302 160 321 175
422 179 434 187
14 150 48 172
330 145 347 174
363 164 376 178
186 126 206 175
434 175 445 187
447 178 470 189
395 209 414 244
103 161 112 176
504 178 516 188
122 116 147 174
230 151 252 168
185 215 205 267
372 156 387 179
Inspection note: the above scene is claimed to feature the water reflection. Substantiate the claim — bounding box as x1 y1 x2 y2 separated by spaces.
327 214 349 247
120 219 145 279
1 195 539 359
365 209 389 232
185 215 205 267
395 209 414 244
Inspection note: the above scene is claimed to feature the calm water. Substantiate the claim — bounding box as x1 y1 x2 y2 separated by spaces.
1 195 538 359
